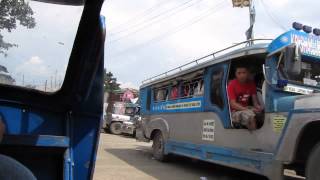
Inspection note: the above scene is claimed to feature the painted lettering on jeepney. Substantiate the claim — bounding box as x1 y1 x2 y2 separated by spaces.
166 101 201 110
283 85 313 95
291 34 320 58
152 100 201 111
272 115 287 133
202 120 215 141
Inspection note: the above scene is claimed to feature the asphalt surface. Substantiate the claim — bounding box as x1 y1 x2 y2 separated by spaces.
93 133 305 180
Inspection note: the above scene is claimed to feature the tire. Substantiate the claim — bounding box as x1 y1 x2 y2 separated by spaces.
306 143 320 180
152 131 168 162
109 122 122 135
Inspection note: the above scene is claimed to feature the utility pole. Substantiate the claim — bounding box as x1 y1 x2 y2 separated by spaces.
50 76 53 90
54 70 57 89
232 0 256 45
45 80 47 92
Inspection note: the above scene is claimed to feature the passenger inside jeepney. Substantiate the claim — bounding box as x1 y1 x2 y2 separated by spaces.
155 88 169 102
194 80 204 96
170 81 179 100
183 83 190 97
227 64 263 130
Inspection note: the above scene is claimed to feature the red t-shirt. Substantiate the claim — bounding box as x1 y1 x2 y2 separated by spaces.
170 86 179 99
227 79 256 109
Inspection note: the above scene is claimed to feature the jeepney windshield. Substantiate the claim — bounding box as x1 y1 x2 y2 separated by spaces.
125 107 135 116
113 103 136 117
0 0 83 92
278 57 320 88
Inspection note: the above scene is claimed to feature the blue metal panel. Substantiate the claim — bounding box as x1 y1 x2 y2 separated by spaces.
204 63 232 128
1 135 69 147
0 105 65 136
273 96 295 112
72 115 101 180
139 87 149 115
64 149 71 180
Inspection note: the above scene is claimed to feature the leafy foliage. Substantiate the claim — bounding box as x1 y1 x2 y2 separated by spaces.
0 0 36 56
104 69 120 93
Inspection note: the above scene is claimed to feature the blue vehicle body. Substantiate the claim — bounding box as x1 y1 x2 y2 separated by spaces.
0 0 105 179
137 28 320 179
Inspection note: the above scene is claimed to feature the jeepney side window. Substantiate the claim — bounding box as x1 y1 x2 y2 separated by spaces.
181 77 204 98
153 87 169 102
210 68 224 109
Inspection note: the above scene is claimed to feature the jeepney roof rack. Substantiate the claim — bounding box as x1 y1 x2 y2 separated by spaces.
142 39 272 85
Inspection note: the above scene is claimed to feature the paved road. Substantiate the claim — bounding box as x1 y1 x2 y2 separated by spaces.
93 134 304 180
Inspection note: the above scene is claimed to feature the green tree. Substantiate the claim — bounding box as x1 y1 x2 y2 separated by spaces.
104 69 120 120
0 0 36 56
104 69 120 93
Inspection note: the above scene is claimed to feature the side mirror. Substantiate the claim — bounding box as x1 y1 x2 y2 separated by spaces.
283 44 302 76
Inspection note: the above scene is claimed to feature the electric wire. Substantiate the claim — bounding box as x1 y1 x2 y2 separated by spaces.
109 1 229 57
108 0 204 40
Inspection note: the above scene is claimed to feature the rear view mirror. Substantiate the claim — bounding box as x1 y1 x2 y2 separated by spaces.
283 44 302 76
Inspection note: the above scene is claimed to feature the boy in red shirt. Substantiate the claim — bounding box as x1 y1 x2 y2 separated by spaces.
227 65 263 130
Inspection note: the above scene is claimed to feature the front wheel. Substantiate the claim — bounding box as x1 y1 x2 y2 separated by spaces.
306 143 320 180
109 122 122 135
152 131 168 162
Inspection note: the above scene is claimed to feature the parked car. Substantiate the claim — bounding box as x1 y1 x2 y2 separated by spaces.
105 102 139 135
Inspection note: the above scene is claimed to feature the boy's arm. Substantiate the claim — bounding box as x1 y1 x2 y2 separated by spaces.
230 99 248 111
252 94 263 112
252 94 260 107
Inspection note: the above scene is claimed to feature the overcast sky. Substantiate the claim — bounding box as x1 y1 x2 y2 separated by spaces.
101 0 320 89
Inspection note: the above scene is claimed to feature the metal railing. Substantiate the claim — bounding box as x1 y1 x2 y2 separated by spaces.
142 39 273 84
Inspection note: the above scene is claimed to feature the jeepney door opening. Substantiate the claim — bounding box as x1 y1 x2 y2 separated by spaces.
227 54 267 129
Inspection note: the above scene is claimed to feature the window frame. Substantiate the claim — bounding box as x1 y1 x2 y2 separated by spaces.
180 76 204 99
153 85 170 103
210 67 225 109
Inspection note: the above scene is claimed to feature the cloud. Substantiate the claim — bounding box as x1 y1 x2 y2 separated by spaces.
14 56 50 78
28 56 42 64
